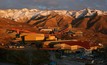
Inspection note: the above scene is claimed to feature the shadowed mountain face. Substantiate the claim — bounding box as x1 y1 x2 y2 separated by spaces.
27 12 107 34
27 12 74 27
0 0 107 10
72 14 107 34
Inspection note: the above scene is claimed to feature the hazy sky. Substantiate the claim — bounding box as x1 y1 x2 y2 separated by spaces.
0 0 106 10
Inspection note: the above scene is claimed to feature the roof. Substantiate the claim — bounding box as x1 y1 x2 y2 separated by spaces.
44 40 99 49
40 29 53 31
59 41 95 49
40 48 58 50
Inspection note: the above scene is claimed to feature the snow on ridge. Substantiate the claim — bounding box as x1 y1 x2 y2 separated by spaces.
0 8 106 22
71 8 106 18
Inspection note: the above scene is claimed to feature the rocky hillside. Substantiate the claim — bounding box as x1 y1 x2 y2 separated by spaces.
0 8 107 44
0 8 107 34
0 18 37 44
72 13 107 34
27 11 73 27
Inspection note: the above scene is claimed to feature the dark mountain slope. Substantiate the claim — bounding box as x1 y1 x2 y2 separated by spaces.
27 12 74 27
72 13 107 34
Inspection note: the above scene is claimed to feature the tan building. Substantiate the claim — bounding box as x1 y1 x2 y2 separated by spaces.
73 31 83 37
90 46 100 50
40 29 53 32
70 45 83 51
43 42 50 48
46 35 57 41
54 43 83 51
54 43 71 49
19 33 45 41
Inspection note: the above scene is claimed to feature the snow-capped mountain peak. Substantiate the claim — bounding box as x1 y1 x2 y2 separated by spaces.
0 8 106 22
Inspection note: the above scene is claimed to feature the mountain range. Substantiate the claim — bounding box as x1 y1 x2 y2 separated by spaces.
0 8 107 44
0 8 107 34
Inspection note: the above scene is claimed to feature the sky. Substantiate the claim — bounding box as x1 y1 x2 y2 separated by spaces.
0 0 106 10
